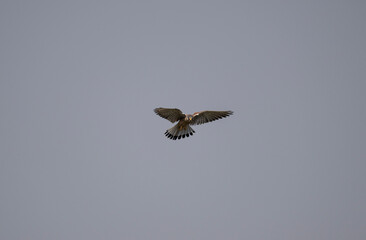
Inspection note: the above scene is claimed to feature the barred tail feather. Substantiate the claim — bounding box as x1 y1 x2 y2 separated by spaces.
164 124 195 140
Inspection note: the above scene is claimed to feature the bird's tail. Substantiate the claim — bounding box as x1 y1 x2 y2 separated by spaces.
165 124 195 140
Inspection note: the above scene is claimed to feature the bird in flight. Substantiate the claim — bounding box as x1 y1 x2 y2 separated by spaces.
154 107 233 140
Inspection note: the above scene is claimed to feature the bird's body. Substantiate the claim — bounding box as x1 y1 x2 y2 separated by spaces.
154 107 233 140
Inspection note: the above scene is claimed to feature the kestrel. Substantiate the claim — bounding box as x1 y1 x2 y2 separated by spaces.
154 107 233 140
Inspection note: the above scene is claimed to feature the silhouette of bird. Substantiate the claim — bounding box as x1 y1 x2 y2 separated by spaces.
154 107 233 140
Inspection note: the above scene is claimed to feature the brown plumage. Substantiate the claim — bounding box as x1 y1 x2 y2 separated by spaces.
154 107 233 140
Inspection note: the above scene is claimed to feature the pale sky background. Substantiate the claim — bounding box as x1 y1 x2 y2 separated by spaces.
1 1 365 240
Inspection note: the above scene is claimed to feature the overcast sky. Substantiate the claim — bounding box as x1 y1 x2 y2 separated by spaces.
1 1 365 240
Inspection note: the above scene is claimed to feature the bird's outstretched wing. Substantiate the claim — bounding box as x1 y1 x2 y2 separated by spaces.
154 108 185 123
191 110 233 125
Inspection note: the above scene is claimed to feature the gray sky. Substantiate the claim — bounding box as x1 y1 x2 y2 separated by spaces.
1 1 365 239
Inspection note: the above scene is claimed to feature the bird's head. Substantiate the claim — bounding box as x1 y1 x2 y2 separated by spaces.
185 114 193 121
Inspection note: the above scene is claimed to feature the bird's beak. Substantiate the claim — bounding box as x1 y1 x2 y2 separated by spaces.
189 117 192 120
